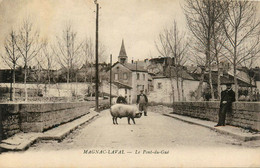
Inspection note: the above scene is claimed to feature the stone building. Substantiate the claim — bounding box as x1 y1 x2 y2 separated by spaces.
109 39 149 103
149 69 204 103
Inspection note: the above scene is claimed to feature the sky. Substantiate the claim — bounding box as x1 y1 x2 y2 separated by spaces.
0 0 259 69
0 0 186 69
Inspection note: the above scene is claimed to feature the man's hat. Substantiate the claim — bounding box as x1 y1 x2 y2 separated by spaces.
140 90 144 92
226 83 232 86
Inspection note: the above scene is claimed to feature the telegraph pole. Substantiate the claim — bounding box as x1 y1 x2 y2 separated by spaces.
110 54 112 107
95 0 99 111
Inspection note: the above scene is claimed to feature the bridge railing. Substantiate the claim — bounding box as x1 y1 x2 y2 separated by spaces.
0 100 109 141
149 101 260 132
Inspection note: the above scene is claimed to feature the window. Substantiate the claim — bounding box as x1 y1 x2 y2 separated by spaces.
114 73 118 81
123 73 128 80
157 82 162 89
137 85 144 91
137 73 140 80
125 89 127 94
143 74 145 80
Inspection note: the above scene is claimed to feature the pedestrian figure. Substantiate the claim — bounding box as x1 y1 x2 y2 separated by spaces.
136 90 148 116
116 95 127 104
215 83 235 127
204 88 212 101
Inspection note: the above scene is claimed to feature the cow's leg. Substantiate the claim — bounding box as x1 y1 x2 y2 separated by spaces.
131 117 136 124
128 117 131 125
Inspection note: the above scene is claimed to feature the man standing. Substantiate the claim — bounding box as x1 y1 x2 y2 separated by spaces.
137 90 148 116
215 83 235 127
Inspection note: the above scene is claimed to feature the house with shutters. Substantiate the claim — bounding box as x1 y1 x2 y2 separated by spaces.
109 39 149 104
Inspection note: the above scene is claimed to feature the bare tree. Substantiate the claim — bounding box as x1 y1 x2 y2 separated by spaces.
42 41 56 98
211 34 227 100
188 40 207 100
34 56 44 96
155 30 172 58
183 0 226 100
98 42 107 63
242 47 260 101
16 18 42 101
0 30 20 101
82 37 95 97
155 20 188 101
53 24 83 84
211 9 229 100
221 0 260 101
82 37 94 82
167 21 188 101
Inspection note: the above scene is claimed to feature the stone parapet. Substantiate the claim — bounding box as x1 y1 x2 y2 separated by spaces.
0 100 109 140
150 101 260 131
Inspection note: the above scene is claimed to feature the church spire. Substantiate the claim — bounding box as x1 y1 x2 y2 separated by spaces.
118 39 128 64
119 39 127 56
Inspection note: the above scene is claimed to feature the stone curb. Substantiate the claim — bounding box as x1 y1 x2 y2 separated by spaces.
163 113 260 142
0 111 99 151
39 113 99 141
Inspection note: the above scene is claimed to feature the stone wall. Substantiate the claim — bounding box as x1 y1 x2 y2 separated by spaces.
0 104 20 140
0 100 109 140
151 102 260 131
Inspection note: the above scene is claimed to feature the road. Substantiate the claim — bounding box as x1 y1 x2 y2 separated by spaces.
1 109 260 167
27 109 259 150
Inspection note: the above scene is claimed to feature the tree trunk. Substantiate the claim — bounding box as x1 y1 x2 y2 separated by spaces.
234 30 238 102
234 66 238 101
12 64 16 101
169 66 175 109
181 78 184 101
209 64 215 100
176 73 180 101
250 77 253 101
217 64 221 100
196 70 205 100
24 67 28 101
90 64 93 97
76 73 78 101
48 69 51 101
67 68 70 84
170 78 175 112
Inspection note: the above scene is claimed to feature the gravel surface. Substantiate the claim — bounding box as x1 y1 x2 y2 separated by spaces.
26 108 260 151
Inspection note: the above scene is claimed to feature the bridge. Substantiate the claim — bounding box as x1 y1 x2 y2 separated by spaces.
0 101 260 167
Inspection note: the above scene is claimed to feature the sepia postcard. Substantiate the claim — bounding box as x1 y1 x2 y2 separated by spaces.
0 0 260 167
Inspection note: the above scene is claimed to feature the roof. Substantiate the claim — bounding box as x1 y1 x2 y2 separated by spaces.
152 75 167 79
135 60 149 68
165 66 196 80
149 57 174 65
124 63 147 72
111 62 147 72
113 81 132 89
188 73 204 81
204 71 255 87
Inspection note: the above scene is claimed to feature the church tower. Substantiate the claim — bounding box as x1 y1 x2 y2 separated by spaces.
118 39 128 64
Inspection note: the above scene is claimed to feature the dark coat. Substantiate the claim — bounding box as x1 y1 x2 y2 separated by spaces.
217 88 235 126
116 96 127 104
220 89 235 107
136 94 148 104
